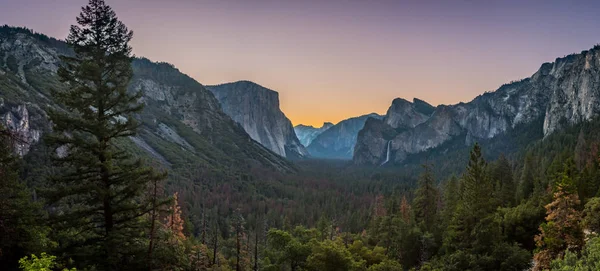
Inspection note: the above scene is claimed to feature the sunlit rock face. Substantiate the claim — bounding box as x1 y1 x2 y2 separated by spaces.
206 81 309 159
294 122 334 147
354 46 600 165
307 113 383 160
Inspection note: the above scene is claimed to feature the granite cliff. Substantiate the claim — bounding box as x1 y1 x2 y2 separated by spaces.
206 81 309 159
0 26 293 172
354 46 600 165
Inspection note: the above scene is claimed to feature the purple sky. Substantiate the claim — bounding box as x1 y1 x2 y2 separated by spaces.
2 0 600 126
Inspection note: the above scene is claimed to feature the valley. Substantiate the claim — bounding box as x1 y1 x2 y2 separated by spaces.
2 1 600 270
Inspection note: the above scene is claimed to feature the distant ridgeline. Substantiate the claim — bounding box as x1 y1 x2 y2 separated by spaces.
354 45 600 170
0 25 293 171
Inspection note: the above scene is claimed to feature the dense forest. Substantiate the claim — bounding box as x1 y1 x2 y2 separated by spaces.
3 1 600 270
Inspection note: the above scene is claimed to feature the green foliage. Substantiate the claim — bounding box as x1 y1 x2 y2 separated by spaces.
306 239 361 271
0 127 52 270
491 154 516 207
263 228 312 270
45 1 167 269
551 237 600 271
18 253 75 271
445 144 495 252
533 163 584 271
517 154 537 202
498 197 546 250
413 163 439 233
366 259 402 271
583 197 600 233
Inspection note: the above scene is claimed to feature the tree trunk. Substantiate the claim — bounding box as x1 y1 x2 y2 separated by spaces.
212 227 218 266
201 210 207 245
147 178 159 271
254 228 259 271
236 226 241 271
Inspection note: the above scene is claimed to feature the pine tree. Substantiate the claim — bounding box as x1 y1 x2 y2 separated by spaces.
492 154 516 207
533 164 584 271
233 210 246 271
444 144 494 254
0 128 49 270
165 192 186 240
46 0 165 269
441 175 459 226
460 143 492 215
212 217 219 266
373 195 387 218
413 163 439 233
399 196 411 224
517 154 536 202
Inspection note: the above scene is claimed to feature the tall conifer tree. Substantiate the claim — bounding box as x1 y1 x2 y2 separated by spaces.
517 154 536 202
0 128 48 270
413 163 439 233
533 164 584 271
492 154 516 207
47 0 165 269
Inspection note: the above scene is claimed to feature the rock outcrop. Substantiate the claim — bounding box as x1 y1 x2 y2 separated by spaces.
0 26 293 172
307 113 382 159
206 81 309 159
294 122 334 147
354 46 600 165
0 103 42 155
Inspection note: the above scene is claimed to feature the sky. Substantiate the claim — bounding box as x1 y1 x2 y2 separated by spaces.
2 0 600 126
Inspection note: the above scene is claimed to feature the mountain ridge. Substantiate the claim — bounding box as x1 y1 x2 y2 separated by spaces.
354 45 600 165
307 113 383 159
0 25 294 173
294 122 334 147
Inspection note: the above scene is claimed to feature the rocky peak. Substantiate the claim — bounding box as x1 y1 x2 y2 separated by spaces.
206 81 308 159
355 44 600 166
384 98 433 129
542 46 600 135
0 26 293 172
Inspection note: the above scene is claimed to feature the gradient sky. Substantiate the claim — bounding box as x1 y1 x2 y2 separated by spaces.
2 0 600 126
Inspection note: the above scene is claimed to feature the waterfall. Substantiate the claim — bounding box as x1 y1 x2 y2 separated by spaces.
380 141 392 166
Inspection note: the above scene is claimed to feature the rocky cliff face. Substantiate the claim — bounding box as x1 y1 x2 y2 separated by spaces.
354 46 600 165
0 26 293 172
0 102 42 155
206 81 309 159
384 98 434 129
294 122 334 147
308 113 382 159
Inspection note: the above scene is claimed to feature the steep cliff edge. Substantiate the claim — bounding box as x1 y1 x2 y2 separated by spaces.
0 26 293 172
354 46 600 165
206 81 308 159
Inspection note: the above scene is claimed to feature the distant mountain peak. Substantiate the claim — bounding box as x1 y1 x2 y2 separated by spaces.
294 122 335 147
0 25 294 173
306 113 383 160
355 43 600 166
